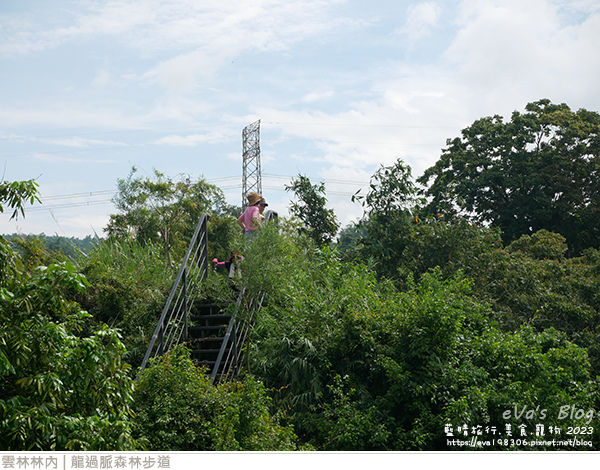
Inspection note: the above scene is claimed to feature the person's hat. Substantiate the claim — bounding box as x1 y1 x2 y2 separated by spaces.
247 192 262 205
259 198 268 206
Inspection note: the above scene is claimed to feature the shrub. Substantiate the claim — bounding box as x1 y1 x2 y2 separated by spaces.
0 258 138 451
133 345 298 451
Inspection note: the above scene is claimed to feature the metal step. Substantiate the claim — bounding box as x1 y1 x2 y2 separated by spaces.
192 303 229 315
191 314 232 321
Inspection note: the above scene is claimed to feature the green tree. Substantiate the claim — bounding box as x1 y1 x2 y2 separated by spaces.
106 167 236 267
0 261 138 450
418 99 600 254
239 226 600 450
285 174 339 246
397 217 503 284
133 345 298 451
0 180 138 450
1 177 41 294
0 179 40 220
336 222 367 264
75 238 175 369
352 159 420 279
474 232 600 360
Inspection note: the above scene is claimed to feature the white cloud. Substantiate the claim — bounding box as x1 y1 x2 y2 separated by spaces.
255 64 467 177
248 0 600 188
448 0 557 81
302 91 337 103
0 0 368 106
152 131 230 146
250 0 600 186
135 0 363 94
443 0 600 114
396 2 442 39
46 137 126 148
145 50 209 94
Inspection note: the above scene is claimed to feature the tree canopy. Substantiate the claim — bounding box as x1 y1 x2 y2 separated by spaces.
0 181 138 450
418 99 600 254
105 167 237 266
285 174 340 247
239 225 600 450
351 159 421 279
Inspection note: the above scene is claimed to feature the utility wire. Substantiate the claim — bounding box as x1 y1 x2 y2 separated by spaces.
28 174 367 202
40 190 117 201
25 199 114 212
21 172 367 213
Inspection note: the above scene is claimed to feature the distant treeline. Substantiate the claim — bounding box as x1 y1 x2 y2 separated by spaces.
4 233 102 259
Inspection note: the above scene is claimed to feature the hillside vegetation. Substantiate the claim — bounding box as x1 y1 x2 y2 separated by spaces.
2 99 600 451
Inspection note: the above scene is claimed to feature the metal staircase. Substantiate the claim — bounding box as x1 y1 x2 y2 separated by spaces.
138 213 268 384
208 288 265 383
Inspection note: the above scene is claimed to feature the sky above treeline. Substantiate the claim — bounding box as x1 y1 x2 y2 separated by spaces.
1 0 599 238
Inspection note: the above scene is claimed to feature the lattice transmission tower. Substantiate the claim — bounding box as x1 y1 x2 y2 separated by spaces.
241 119 262 209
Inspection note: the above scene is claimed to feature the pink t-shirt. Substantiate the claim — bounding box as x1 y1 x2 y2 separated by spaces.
240 205 261 232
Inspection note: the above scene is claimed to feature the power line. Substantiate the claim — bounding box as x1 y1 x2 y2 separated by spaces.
263 173 369 186
0 123 244 141
31 174 367 198
40 190 117 201
20 172 368 214
25 199 114 212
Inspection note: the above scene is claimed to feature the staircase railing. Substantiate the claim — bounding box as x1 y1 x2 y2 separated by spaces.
139 213 210 374
210 211 277 384
210 287 266 384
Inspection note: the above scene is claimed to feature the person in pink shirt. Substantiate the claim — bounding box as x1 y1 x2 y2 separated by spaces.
238 192 268 236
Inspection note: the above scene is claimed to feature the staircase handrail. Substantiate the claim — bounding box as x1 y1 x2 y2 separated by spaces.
138 213 210 374
210 286 265 384
209 211 277 383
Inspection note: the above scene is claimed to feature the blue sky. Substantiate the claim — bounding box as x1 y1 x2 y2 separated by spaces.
1 0 599 238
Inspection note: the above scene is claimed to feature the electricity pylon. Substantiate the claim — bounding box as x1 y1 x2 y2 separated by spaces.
242 120 261 209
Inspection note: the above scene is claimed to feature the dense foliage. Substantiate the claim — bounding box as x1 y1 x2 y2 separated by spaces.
76 239 175 369
285 174 340 246
133 344 297 451
418 99 600 254
0 241 138 450
239 226 600 450
6 233 99 261
106 167 238 266
351 159 421 279
3 99 600 451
